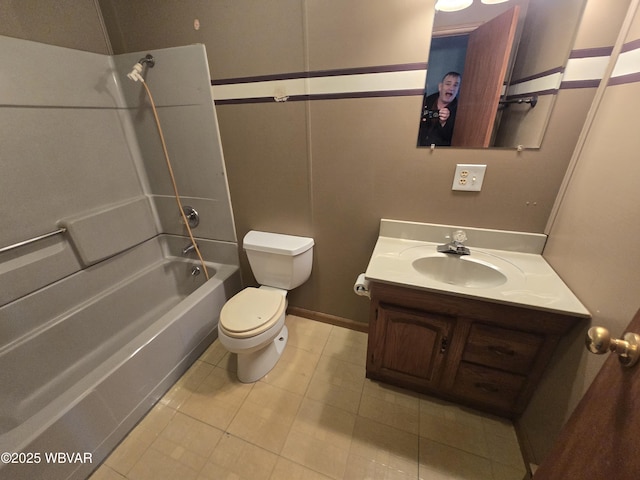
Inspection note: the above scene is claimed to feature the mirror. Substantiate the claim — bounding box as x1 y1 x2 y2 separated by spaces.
417 0 587 149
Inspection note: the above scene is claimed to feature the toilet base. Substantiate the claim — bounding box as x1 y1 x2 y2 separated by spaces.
236 325 288 383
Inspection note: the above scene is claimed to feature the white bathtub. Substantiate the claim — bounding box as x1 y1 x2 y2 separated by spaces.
0 235 241 480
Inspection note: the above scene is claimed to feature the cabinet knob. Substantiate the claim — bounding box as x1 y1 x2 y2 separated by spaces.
585 326 640 367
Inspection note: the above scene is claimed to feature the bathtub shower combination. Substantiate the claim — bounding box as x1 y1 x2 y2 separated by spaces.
0 234 240 479
0 38 241 480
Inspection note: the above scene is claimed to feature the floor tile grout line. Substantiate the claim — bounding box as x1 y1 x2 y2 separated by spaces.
94 315 526 480
418 401 524 467
280 321 358 480
108 400 181 479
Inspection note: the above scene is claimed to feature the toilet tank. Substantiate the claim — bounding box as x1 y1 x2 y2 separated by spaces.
243 231 314 290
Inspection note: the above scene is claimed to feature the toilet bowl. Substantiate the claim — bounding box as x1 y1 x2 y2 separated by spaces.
217 231 314 383
218 287 288 383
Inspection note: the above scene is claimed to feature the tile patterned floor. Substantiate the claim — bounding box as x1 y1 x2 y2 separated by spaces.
89 315 527 480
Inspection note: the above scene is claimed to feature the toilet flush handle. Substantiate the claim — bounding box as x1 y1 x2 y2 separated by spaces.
585 326 640 367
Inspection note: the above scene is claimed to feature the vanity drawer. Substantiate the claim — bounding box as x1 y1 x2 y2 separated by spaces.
463 323 543 375
450 362 526 412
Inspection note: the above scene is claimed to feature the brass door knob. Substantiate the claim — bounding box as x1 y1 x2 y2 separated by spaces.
586 326 640 367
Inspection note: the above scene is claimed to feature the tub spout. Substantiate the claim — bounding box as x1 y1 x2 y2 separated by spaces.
182 242 198 255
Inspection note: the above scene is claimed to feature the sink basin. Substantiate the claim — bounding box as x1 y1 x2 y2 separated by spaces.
412 255 507 288
363 221 591 317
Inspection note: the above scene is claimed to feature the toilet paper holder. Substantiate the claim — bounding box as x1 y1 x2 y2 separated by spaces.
354 273 370 299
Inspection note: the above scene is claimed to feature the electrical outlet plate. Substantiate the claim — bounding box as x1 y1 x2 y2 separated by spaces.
452 164 487 191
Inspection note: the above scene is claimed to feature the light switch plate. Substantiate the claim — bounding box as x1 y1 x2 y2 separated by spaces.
452 164 487 191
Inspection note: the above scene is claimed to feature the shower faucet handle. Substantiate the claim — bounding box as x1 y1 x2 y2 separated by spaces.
181 206 200 228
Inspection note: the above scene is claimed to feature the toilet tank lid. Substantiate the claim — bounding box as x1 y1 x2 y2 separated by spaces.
243 230 314 255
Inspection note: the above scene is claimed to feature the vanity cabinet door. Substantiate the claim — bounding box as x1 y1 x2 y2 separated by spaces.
367 304 454 390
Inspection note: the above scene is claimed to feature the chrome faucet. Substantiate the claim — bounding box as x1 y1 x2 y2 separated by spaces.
437 230 470 256
182 242 198 255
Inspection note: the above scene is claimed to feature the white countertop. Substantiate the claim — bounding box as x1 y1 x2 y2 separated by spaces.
364 220 590 318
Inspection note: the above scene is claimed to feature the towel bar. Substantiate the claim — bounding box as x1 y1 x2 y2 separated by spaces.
0 228 67 254
499 95 538 108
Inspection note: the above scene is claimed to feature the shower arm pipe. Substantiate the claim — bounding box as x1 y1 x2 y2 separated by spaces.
139 81 210 280
0 228 66 254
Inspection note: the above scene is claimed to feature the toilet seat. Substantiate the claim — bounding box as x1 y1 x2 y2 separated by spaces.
219 287 286 339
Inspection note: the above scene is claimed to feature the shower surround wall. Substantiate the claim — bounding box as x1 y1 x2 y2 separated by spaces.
0 36 236 298
0 35 238 479
114 48 236 242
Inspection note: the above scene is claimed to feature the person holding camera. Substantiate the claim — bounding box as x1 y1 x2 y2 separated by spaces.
417 71 461 147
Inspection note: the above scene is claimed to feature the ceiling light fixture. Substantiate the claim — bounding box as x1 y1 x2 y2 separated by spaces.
435 0 474 13
481 0 510 4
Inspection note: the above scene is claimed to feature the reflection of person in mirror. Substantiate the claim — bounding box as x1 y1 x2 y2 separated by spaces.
417 71 461 147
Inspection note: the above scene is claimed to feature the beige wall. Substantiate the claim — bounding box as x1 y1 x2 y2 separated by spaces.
520 0 640 465
0 0 111 54
4 0 639 467
98 0 604 324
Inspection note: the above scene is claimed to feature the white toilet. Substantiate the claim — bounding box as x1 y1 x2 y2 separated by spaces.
218 230 314 383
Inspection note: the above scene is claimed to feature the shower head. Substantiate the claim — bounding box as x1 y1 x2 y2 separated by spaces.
126 54 155 83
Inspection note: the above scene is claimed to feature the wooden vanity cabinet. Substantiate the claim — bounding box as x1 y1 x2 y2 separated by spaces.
367 304 454 391
366 282 583 418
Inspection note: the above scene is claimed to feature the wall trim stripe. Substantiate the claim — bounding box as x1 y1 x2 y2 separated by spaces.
506 72 563 98
611 45 640 78
609 72 640 86
214 89 426 105
562 55 611 83
505 89 559 101
212 72 308 85
510 67 565 85
559 79 602 89
307 62 428 77
212 67 427 103
621 38 640 53
211 62 428 85
569 46 614 58
609 42 640 86
210 46 627 104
